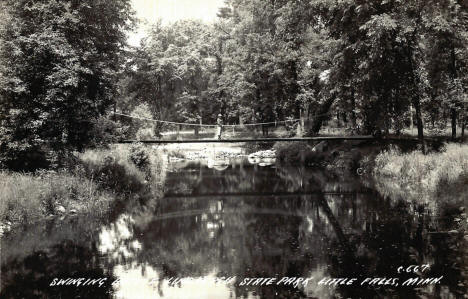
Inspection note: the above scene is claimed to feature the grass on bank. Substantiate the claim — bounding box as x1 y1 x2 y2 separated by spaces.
0 143 165 227
373 143 468 201
0 170 113 225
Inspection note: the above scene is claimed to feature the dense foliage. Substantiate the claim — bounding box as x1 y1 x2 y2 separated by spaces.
0 0 134 170
1 0 467 170
119 0 467 140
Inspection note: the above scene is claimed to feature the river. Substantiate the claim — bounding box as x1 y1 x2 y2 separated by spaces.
1 156 466 298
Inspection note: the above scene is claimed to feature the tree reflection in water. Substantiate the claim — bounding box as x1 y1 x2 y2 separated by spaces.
1 159 466 298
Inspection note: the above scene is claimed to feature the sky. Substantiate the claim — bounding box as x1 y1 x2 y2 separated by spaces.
128 0 225 46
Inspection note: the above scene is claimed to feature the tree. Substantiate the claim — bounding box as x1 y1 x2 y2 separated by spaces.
121 20 216 125
211 0 316 128
308 0 468 142
309 1 415 135
114 0 468 142
297 28 340 135
0 0 135 170
423 0 468 140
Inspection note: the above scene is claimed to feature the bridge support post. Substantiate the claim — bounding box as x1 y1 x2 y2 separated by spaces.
296 109 305 137
296 122 303 137
176 124 181 140
195 117 201 138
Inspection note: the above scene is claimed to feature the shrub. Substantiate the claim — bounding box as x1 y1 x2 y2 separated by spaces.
79 144 165 192
0 116 128 172
373 143 468 202
0 128 50 171
0 144 166 227
127 103 159 139
129 142 150 170
0 170 112 224
274 141 313 164
87 117 128 149
79 148 146 195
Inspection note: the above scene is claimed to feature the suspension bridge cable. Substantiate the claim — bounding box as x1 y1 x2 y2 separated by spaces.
113 112 217 127
113 112 303 127
112 112 335 127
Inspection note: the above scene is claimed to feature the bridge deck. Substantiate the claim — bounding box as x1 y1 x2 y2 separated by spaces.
118 136 376 144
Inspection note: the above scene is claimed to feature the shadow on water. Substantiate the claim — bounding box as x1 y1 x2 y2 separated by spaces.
1 158 466 298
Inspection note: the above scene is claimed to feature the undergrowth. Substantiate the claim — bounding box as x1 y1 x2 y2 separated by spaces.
0 144 165 227
373 143 468 203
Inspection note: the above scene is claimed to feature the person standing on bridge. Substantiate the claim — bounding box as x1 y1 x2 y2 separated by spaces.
216 113 223 140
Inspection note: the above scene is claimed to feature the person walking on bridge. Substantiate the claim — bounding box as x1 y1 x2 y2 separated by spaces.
216 114 223 140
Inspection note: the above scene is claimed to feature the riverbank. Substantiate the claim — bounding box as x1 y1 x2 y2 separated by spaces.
273 139 467 201
372 143 468 245
0 144 166 236
372 143 468 204
272 140 467 237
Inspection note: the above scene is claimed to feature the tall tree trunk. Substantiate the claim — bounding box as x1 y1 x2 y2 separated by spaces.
461 107 466 142
409 103 414 132
451 108 457 140
304 104 310 132
406 40 425 152
450 46 458 141
413 97 426 153
349 91 357 133
462 121 465 142
307 97 336 136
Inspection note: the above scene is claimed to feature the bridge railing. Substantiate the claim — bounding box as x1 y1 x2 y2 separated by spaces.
114 112 304 141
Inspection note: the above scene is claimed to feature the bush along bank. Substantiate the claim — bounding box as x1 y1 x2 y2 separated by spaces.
273 138 447 174
273 139 383 174
371 143 468 237
0 143 165 236
273 139 467 233
372 143 468 203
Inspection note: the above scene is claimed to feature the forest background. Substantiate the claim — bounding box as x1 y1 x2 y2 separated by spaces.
1 0 468 170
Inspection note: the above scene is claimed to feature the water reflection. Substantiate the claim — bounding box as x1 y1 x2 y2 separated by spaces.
1 159 466 298
1 216 117 299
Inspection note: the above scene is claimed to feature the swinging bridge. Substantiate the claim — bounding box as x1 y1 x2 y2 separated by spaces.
113 112 382 143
